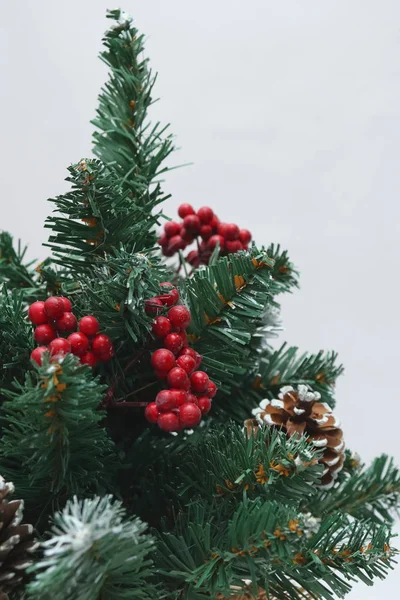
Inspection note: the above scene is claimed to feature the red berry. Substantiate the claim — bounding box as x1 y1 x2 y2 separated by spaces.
180 228 195 243
239 229 252 244
164 221 181 237
158 234 169 247
34 324 56 345
168 235 186 252
56 312 77 332
190 371 210 393
195 352 203 368
176 354 196 374
162 247 174 257
179 347 197 360
30 346 47 366
225 240 243 253
198 396 212 414
152 316 172 338
186 250 199 265
168 305 191 330
199 225 212 240
217 222 229 237
92 334 113 359
145 402 160 423
151 348 176 372
178 203 195 218
159 283 180 307
155 389 177 412
59 297 72 312
28 301 48 325
186 393 199 405
224 223 240 241
80 351 98 367
179 403 202 428
49 337 71 356
179 330 188 347
44 297 65 318
183 214 201 234
79 316 100 336
99 349 114 362
169 389 188 407
167 367 189 389
210 215 220 231
207 235 225 251
207 380 217 398
68 332 90 356
145 298 163 315
157 412 180 432
197 206 214 224
164 333 183 355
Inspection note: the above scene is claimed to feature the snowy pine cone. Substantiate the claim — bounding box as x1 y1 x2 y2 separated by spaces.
0 476 37 598
246 384 345 489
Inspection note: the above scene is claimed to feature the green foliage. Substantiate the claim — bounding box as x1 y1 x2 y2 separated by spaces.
155 497 395 600
173 424 323 507
265 243 299 297
45 159 163 270
314 455 400 524
0 354 114 510
92 9 174 207
28 495 157 600
0 286 33 397
257 344 344 409
184 248 274 390
75 247 169 345
0 232 41 301
120 423 322 530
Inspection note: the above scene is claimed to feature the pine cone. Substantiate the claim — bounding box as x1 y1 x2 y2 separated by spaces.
246 385 345 489
0 476 37 598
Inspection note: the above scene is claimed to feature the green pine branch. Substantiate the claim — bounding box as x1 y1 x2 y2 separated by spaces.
313 455 400 524
28 495 157 600
75 246 170 345
173 424 323 508
184 247 274 392
0 354 114 512
45 159 163 270
0 286 33 398
92 9 174 207
155 497 395 599
256 344 344 409
0 232 42 301
119 423 322 531
266 243 299 296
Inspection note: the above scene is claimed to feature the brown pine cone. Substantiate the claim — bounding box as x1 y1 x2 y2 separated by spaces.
0 476 37 598
246 384 345 489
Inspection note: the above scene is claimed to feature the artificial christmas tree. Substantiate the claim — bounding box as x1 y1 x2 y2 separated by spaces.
0 9 398 600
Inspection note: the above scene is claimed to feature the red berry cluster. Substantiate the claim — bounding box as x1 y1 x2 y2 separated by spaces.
144 283 217 432
28 296 114 367
157 204 252 267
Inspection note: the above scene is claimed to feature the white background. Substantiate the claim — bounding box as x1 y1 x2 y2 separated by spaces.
0 2 399 597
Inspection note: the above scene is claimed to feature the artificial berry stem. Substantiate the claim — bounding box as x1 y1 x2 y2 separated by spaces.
144 282 218 432
28 296 113 368
158 205 252 267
